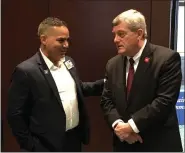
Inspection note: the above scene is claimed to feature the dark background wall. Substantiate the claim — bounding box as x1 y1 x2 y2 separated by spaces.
1 0 171 151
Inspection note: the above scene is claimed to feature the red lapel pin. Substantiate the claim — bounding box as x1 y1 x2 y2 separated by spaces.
144 57 150 63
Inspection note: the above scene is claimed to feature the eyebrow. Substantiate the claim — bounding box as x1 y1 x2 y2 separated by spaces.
116 30 126 33
56 37 70 41
112 29 126 33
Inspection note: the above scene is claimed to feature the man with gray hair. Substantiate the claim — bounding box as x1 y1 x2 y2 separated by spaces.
100 9 183 151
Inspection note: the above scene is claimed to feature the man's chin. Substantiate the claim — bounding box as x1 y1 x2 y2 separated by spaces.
117 49 126 55
60 53 66 58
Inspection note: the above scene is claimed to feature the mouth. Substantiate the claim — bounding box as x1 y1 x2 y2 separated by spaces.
117 45 124 49
60 51 66 54
60 48 68 53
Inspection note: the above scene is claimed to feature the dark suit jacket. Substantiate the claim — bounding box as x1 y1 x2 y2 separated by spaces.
7 52 104 151
101 42 183 151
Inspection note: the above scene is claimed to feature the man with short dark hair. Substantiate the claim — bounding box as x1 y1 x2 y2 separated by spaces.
7 17 104 152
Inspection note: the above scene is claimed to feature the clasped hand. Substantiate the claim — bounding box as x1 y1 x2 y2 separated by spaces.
114 122 143 144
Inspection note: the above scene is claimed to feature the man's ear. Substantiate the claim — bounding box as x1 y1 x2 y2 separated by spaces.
137 29 144 40
40 35 47 45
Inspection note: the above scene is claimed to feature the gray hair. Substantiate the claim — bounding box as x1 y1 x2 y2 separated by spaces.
112 9 147 38
38 17 67 36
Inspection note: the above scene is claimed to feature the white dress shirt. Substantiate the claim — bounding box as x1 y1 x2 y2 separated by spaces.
40 49 79 131
112 39 147 133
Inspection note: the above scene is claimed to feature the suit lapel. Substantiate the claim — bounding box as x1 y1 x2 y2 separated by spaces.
63 57 81 92
122 56 127 103
36 52 63 108
114 56 128 111
122 56 128 109
126 42 153 108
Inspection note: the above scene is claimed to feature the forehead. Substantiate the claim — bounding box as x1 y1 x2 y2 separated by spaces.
112 22 130 33
47 26 69 37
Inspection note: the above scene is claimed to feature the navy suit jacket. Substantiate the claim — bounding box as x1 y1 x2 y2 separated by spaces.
7 52 104 151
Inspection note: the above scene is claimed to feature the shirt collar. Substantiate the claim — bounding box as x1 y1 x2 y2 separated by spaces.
40 48 65 70
127 39 147 62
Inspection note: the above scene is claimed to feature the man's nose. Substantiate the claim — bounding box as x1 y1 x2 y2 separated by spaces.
114 35 120 43
63 40 69 48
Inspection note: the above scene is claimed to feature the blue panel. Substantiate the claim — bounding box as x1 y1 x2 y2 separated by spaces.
181 56 184 86
176 91 185 125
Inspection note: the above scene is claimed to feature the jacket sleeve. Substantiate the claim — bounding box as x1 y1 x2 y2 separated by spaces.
132 52 182 132
7 66 34 151
81 79 104 97
100 62 121 129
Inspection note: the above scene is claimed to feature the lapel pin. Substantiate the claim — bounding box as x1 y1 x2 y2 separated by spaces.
144 57 150 63
44 70 49 74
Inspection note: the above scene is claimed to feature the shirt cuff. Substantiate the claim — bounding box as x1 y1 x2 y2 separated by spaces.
112 119 124 129
128 118 140 133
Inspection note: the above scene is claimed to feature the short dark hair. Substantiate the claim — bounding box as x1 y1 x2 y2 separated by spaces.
38 17 67 36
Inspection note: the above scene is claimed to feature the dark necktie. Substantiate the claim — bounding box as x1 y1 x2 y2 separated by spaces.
127 58 135 99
